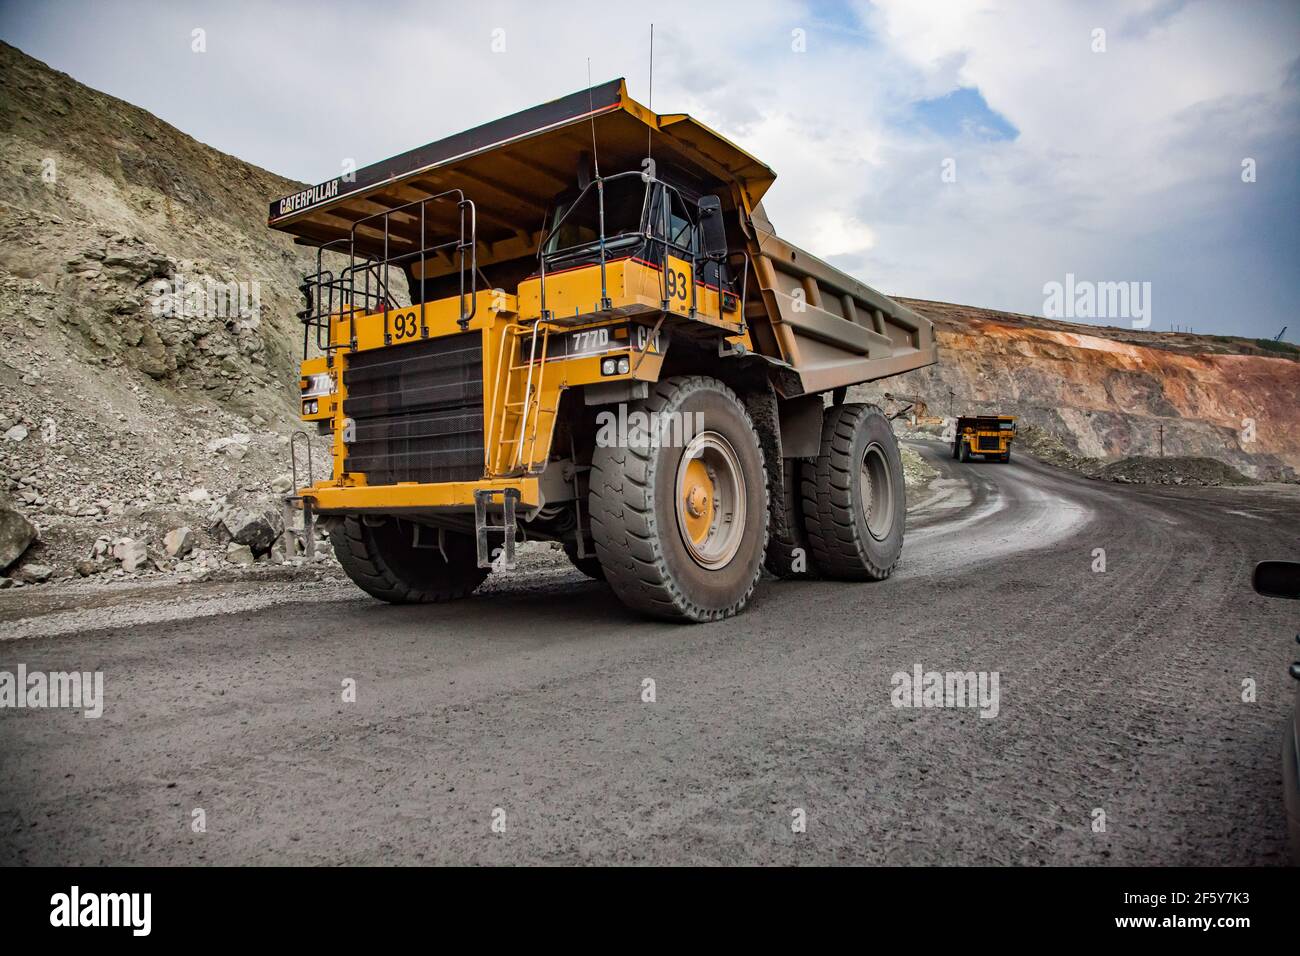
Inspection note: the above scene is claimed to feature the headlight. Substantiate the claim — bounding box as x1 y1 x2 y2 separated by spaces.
301 372 335 398
616 357 630 375
601 358 617 376
303 399 318 415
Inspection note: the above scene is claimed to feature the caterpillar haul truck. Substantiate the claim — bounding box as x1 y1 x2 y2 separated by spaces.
952 415 1016 463
269 79 938 622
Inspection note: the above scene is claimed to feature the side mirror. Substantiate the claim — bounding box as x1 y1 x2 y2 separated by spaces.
1253 560 1300 599
698 195 728 260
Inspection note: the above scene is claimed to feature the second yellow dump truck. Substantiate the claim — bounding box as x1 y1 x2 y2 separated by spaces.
952 415 1016 463
270 79 938 622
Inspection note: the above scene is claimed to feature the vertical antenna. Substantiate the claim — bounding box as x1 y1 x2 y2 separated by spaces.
646 23 655 162
587 58 601 179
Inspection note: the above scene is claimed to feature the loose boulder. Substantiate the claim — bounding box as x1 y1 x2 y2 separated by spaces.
164 526 194 558
220 508 280 555
225 543 255 566
112 537 149 572
17 563 53 584
0 506 38 571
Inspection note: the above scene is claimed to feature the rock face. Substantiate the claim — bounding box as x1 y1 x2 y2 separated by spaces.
854 299 1300 482
0 504 38 570
0 40 310 400
0 41 333 584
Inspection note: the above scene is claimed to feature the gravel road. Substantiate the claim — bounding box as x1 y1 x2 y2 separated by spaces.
2 443 1298 865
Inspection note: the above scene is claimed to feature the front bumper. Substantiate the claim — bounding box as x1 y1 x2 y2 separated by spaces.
300 477 541 513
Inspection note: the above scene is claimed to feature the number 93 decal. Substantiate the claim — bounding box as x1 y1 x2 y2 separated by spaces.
664 268 688 302
392 310 420 340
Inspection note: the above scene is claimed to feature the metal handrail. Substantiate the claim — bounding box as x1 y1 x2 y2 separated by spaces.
296 190 478 357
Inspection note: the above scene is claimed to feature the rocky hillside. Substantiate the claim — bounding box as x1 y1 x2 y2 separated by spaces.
854 299 1300 482
0 41 326 585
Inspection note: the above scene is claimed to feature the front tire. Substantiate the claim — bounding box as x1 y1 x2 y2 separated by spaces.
333 516 488 603
801 404 906 581
589 376 769 622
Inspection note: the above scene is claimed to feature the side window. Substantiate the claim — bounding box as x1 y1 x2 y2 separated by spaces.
647 187 666 239
667 190 694 250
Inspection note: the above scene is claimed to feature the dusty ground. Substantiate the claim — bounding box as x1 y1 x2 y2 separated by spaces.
1 444 1297 865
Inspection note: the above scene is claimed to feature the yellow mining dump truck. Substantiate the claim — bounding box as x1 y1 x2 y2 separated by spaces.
269 79 937 621
952 415 1016 463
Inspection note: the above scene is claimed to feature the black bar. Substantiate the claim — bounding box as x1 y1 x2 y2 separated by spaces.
3 867 1290 942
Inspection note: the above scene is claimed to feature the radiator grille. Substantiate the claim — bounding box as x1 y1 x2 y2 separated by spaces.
342 333 484 485
977 435 1003 452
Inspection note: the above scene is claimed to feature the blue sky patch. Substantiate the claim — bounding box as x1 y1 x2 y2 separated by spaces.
912 87 1018 141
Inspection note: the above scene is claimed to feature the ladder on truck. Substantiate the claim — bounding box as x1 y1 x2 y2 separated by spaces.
471 318 559 572
486 318 557 478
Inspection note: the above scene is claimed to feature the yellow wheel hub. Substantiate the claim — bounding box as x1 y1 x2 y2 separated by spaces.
674 431 746 570
680 458 715 545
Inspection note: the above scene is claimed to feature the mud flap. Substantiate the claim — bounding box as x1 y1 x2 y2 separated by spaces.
474 488 519 570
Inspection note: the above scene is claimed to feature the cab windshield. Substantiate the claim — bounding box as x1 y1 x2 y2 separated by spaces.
544 176 648 256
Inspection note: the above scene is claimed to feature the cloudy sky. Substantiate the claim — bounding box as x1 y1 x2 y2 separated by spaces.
2 0 1297 340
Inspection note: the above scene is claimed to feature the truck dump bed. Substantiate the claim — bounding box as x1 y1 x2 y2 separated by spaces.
268 78 936 398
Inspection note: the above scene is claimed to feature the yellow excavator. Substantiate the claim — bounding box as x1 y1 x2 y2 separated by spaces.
270 79 938 621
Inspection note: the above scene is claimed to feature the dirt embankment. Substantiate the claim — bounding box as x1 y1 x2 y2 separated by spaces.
855 298 1299 482
0 41 328 587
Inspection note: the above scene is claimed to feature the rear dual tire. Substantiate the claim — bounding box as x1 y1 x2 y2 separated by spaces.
800 404 906 581
765 457 819 579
